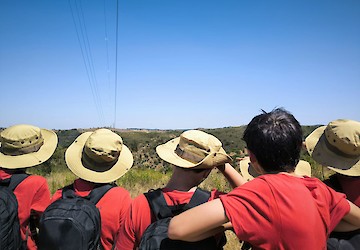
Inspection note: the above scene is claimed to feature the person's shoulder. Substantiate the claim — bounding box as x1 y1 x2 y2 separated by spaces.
109 185 131 194
23 174 48 186
130 193 149 212
51 189 63 203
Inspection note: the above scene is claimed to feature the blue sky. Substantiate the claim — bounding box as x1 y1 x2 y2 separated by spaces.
1 0 359 130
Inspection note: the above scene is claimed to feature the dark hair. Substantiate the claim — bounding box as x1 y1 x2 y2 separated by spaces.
243 108 303 173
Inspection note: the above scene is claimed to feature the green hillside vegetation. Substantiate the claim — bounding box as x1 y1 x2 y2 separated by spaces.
25 125 328 193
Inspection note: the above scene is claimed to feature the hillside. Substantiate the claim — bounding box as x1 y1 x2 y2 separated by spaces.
28 125 324 179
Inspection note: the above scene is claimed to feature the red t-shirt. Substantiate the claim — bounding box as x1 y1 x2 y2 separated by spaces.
116 188 224 250
51 179 132 250
220 174 350 250
0 170 51 250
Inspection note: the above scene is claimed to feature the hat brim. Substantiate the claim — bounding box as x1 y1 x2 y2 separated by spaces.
239 157 259 181
156 137 232 169
305 126 360 176
239 157 312 180
0 129 58 169
65 132 134 183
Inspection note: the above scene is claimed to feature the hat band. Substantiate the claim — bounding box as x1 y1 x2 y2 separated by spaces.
324 136 360 159
175 145 205 164
0 140 44 156
81 150 118 172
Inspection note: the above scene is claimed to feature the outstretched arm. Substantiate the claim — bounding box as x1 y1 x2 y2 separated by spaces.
334 201 360 232
168 198 230 242
217 163 247 188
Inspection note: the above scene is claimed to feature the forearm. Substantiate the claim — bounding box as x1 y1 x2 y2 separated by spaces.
168 199 229 241
217 163 247 188
333 220 360 232
339 201 360 229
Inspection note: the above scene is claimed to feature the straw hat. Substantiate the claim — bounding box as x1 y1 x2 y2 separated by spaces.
65 128 133 183
305 119 360 177
156 130 232 169
239 157 312 181
0 124 58 169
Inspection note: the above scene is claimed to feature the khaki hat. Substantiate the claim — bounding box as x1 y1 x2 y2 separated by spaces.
239 157 312 181
156 130 232 169
65 128 133 183
305 119 360 177
0 124 58 169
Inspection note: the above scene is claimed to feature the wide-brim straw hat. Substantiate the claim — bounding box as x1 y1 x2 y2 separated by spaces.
239 157 312 181
0 124 58 169
65 128 133 183
156 130 232 169
305 119 360 177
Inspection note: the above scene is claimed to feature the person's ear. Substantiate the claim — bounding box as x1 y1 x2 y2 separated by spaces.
248 150 264 174
248 150 257 164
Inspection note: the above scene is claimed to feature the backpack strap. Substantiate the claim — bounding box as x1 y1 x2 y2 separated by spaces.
144 189 173 220
144 188 211 220
88 184 115 205
61 183 115 205
8 173 29 191
183 188 211 210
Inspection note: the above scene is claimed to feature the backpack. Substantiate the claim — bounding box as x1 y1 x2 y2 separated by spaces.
38 184 114 250
328 232 360 250
138 188 226 250
0 173 29 250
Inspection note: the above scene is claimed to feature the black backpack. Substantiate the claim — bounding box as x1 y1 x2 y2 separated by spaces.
138 188 226 250
38 184 114 250
0 174 29 250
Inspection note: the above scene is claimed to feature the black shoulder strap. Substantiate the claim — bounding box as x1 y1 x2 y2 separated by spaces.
144 189 173 220
8 173 29 191
144 188 211 220
61 184 76 199
88 184 114 205
184 188 211 210
61 183 114 205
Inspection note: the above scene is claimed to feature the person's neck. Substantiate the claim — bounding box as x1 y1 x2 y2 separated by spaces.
164 180 198 192
278 171 304 178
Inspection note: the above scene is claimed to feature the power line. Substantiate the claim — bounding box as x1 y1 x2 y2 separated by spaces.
103 0 112 103
114 0 119 128
68 0 105 125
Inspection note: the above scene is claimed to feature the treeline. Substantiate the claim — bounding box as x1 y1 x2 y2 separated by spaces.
24 125 324 179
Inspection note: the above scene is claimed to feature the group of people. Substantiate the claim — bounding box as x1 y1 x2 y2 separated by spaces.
0 108 359 250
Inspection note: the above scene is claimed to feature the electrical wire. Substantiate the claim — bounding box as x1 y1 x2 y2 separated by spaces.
68 0 105 125
114 0 119 128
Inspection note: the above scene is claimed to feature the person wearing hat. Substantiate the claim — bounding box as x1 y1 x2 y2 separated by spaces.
116 129 246 250
0 124 58 250
305 119 360 249
168 108 360 249
50 128 134 250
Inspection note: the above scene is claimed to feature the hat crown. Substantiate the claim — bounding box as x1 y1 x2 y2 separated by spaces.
325 119 360 157
178 130 222 159
0 124 44 151
84 129 123 164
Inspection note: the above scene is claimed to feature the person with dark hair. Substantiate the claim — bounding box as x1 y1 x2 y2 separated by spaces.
116 129 245 250
168 108 360 249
